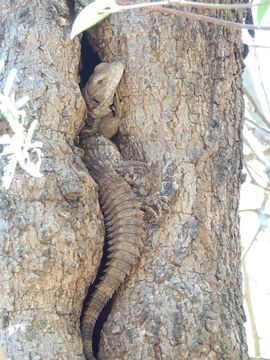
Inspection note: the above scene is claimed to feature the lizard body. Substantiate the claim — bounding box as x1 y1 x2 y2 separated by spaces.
80 62 146 360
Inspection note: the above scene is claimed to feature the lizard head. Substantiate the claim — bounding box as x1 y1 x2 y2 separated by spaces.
84 61 124 112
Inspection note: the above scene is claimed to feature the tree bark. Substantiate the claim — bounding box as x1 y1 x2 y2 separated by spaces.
0 1 248 359
0 2 102 359
82 4 249 360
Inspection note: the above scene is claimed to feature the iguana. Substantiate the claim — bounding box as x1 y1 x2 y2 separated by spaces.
80 61 153 360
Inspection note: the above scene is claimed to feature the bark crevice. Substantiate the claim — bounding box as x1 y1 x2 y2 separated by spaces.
79 34 100 89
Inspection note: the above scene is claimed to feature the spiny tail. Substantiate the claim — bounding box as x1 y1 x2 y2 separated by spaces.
81 173 144 360
81 279 118 360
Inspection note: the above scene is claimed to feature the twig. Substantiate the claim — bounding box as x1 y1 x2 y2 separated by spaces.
244 88 270 129
150 6 270 31
117 0 270 10
239 208 259 213
254 47 270 114
244 163 270 194
241 226 261 263
243 139 267 167
116 1 270 31
245 117 270 134
248 44 270 50
242 260 261 357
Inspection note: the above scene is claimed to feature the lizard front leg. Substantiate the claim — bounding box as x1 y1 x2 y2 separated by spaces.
113 160 169 223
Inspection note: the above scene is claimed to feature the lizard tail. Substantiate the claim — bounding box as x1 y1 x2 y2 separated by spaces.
81 261 140 359
81 173 144 360
81 279 116 360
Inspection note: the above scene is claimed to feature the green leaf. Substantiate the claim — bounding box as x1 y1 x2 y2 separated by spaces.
70 0 118 39
257 0 270 24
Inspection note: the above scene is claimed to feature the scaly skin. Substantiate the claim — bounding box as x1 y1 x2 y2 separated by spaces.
80 62 145 360
80 156 144 360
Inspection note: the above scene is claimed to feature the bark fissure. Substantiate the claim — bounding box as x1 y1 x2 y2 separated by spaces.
79 34 100 88
66 0 76 20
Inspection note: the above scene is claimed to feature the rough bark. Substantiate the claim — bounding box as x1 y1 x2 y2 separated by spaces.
0 2 102 359
0 1 249 359
79 5 248 360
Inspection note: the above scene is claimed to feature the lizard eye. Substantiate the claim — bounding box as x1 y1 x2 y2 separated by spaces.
97 79 103 85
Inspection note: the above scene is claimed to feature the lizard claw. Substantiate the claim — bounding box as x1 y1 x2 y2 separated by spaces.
141 195 170 223
114 161 153 196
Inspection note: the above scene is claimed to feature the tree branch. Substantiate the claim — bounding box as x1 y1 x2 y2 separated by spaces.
117 0 270 10
150 6 270 31
116 0 270 31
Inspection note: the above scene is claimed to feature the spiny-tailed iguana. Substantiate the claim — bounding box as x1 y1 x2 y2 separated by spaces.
79 61 155 360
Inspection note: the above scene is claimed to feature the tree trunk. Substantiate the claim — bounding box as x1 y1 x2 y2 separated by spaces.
0 2 102 359
0 1 248 359
81 4 249 360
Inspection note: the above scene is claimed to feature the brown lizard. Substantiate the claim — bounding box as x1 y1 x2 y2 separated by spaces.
79 61 156 360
